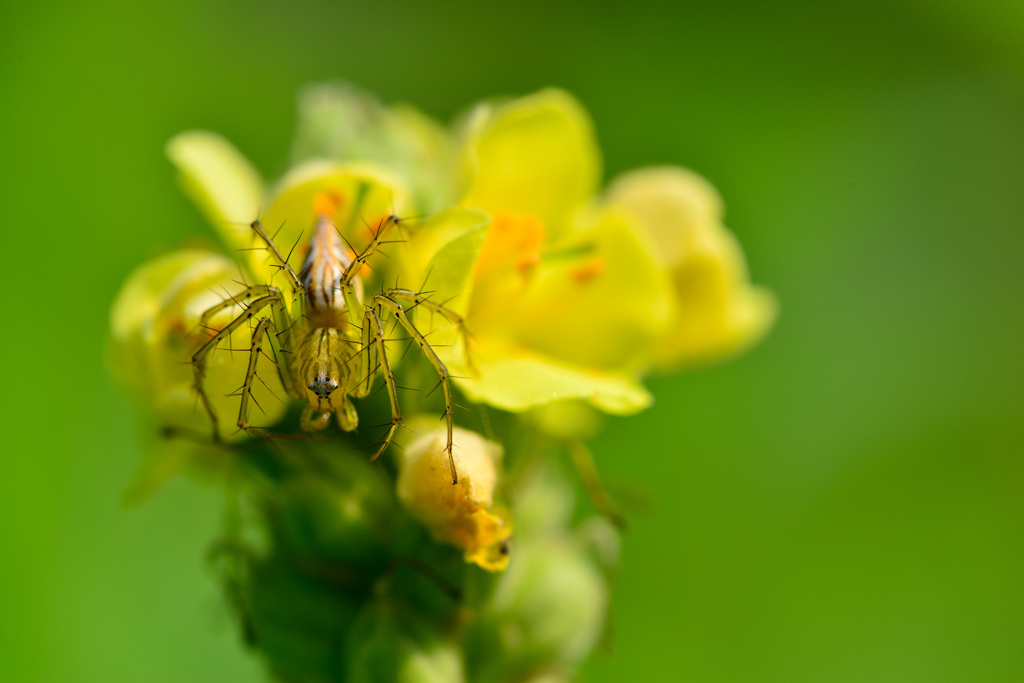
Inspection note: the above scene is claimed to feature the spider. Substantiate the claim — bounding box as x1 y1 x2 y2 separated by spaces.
190 193 468 483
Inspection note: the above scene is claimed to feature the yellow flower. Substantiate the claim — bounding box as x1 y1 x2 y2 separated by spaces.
407 89 774 417
403 90 676 417
109 249 289 435
159 86 775 430
395 426 511 572
606 167 777 369
109 249 291 500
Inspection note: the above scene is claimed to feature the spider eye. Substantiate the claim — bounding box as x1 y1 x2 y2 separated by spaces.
307 381 316 391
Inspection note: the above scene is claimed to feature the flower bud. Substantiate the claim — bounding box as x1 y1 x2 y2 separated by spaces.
503 460 575 540
396 426 511 571
289 82 456 213
607 166 777 369
465 536 608 683
344 600 465 683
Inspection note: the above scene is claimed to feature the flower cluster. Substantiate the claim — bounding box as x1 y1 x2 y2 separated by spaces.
110 83 775 682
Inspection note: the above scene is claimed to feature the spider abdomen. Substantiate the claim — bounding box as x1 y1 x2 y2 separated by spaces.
301 214 357 319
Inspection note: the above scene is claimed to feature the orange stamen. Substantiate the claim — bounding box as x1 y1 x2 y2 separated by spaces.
367 213 390 236
312 190 344 217
571 257 606 284
476 212 546 277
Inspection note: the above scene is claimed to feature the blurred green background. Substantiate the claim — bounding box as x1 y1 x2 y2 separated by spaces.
3 0 1023 681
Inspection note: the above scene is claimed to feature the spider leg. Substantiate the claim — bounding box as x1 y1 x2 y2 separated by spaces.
384 288 474 371
191 288 283 440
197 284 278 332
250 220 303 293
374 294 457 485
340 215 403 286
351 306 379 400
236 317 275 433
233 320 312 440
362 306 403 465
337 281 366 328
250 219 308 360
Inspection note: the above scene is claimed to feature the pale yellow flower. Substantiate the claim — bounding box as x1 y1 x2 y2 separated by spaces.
607 167 777 369
396 426 511 571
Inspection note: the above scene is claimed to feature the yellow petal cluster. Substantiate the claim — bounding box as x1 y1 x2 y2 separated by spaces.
109 249 291 501
607 167 778 370
109 249 288 436
418 89 775 413
162 88 775 421
112 84 778 579
396 427 511 571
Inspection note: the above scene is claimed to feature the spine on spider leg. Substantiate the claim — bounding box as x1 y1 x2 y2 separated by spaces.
251 220 304 294
236 318 274 432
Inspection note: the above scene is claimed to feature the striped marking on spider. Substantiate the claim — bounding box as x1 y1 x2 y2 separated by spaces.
190 194 470 484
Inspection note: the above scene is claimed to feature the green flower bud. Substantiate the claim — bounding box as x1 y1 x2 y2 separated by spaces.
504 460 575 540
345 600 465 683
466 536 608 683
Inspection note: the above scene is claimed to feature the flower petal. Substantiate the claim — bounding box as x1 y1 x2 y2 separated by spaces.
454 339 653 415
653 228 778 369
109 249 236 411
166 131 264 247
607 167 777 369
459 89 600 238
605 166 724 268
251 161 414 311
110 250 290 499
499 206 675 370
401 207 490 318
110 250 289 433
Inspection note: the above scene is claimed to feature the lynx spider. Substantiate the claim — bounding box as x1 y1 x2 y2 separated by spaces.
190 193 468 483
